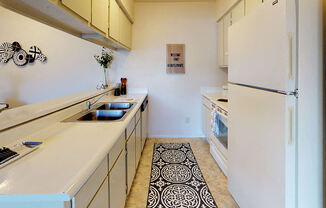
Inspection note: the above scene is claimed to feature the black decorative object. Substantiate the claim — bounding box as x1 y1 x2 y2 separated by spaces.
12 42 21 52
26 54 35 63
0 41 47 66
147 143 218 208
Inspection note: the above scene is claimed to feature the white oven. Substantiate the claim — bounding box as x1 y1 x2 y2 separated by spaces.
209 103 228 176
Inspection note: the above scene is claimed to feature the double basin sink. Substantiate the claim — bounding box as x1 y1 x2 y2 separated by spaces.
64 102 135 122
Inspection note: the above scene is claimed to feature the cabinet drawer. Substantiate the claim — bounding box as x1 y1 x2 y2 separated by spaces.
135 108 141 123
109 132 125 171
73 156 108 208
202 96 212 109
126 116 136 139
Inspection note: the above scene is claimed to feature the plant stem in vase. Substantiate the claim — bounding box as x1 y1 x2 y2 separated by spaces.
104 68 108 88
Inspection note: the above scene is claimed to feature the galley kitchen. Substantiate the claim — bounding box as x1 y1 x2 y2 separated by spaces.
0 0 323 208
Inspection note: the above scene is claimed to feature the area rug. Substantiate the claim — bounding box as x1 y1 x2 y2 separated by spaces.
146 143 218 208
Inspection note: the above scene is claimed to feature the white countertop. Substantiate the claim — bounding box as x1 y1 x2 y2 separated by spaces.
0 93 147 202
202 92 228 112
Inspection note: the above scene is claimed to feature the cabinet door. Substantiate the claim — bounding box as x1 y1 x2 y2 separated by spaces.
88 177 109 208
109 0 120 41
126 130 136 194
135 120 142 167
202 104 208 137
62 0 91 21
217 19 224 67
205 107 212 140
245 0 262 15
92 0 109 34
223 13 231 66
110 149 126 208
141 108 148 149
118 0 134 21
119 10 132 48
232 0 245 24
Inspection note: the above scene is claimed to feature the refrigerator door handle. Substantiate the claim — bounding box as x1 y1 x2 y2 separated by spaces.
287 106 294 145
288 33 294 80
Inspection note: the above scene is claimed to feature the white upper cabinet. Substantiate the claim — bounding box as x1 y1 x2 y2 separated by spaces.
216 0 238 20
231 0 245 24
62 0 91 21
117 0 135 22
216 0 262 68
245 0 263 14
91 0 109 34
119 8 132 48
223 13 231 66
217 19 224 68
109 0 120 42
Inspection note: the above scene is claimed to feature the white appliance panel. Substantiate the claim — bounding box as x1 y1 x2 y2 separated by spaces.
228 0 296 92
228 84 296 208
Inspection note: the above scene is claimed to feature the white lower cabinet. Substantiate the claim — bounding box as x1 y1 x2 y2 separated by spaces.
88 177 109 208
109 149 126 208
73 105 147 208
202 104 211 138
135 119 142 167
73 156 108 208
126 130 136 194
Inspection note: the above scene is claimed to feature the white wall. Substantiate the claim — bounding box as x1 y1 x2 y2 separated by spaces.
297 0 323 207
110 1 227 137
0 6 104 108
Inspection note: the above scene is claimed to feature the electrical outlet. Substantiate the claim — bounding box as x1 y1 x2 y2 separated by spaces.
186 117 190 124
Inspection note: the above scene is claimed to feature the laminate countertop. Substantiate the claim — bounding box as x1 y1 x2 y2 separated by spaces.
0 93 147 203
202 93 228 112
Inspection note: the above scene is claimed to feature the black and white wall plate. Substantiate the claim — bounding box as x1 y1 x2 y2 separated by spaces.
0 41 47 66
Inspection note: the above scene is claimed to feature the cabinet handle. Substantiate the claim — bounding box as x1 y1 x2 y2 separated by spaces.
288 33 293 80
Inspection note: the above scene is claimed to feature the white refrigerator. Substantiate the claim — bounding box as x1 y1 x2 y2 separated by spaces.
228 0 297 208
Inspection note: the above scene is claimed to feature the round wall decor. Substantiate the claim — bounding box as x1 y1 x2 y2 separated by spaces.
13 49 28 66
0 42 14 63
0 41 47 66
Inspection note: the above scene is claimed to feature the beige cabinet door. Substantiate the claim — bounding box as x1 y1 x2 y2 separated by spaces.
62 0 91 21
135 120 142 167
245 0 262 15
223 13 231 66
217 19 224 67
232 0 245 24
119 10 132 48
88 177 109 208
126 130 136 194
92 0 109 34
117 0 134 21
109 149 126 208
109 0 120 41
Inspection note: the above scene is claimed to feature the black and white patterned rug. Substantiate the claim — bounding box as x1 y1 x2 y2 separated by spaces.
146 143 218 208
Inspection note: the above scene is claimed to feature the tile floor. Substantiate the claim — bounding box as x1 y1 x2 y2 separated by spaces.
125 138 239 208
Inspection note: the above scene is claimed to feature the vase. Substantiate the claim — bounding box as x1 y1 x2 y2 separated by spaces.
103 68 108 88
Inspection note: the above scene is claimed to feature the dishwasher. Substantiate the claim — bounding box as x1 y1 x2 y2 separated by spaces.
141 96 148 148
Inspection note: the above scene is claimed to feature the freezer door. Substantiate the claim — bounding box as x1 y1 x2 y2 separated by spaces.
228 84 296 208
228 0 297 92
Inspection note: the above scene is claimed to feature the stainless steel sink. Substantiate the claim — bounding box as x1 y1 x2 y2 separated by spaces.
96 102 133 110
62 102 136 122
78 110 126 121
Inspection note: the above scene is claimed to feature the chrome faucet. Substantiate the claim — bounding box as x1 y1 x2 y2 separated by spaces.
86 93 108 110
0 103 9 113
